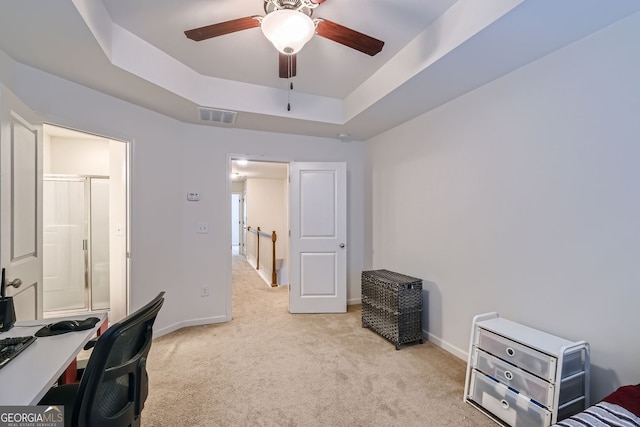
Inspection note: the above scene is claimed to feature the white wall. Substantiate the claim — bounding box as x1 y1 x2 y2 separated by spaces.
367 12 640 401
45 137 110 175
1 57 366 337
180 124 366 311
230 181 244 193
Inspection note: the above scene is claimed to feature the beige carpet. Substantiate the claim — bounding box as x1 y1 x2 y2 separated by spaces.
142 255 495 426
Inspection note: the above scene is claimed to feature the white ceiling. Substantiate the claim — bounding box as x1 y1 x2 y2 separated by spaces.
1 0 640 141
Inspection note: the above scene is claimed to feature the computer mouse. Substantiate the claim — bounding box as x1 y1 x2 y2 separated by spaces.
49 320 80 332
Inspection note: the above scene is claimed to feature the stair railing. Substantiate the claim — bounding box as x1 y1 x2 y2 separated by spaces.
246 226 278 287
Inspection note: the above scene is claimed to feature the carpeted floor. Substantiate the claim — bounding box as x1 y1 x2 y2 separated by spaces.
142 254 495 426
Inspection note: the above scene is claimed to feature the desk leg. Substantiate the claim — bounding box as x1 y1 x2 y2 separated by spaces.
98 318 108 336
61 359 78 384
59 315 109 384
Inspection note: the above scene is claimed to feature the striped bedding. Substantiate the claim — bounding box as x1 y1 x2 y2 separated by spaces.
552 385 640 427
553 402 640 427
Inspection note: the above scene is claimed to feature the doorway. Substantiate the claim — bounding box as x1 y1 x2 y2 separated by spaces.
227 158 348 315
42 124 129 322
229 159 288 288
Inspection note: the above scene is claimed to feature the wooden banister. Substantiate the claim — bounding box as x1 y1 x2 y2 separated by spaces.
247 225 278 287
272 231 277 286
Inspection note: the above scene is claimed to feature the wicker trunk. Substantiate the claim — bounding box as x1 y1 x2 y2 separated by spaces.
361 270 423 350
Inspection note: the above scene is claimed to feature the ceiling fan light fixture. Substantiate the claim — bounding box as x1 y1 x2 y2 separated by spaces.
261 9 315 55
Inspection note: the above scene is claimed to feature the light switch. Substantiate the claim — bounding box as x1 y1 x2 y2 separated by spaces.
197 222 209 234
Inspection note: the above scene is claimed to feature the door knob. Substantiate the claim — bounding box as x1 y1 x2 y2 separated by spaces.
339 243 345 248
6 278 22 288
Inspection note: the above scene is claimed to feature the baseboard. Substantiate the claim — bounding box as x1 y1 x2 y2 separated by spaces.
423 330 468 361
350 301 467 361
256 269 272 287
246 260 278 287
154 315 228 338
154 310 470 365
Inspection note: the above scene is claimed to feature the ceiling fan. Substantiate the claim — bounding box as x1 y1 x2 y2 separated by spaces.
184 0 384 79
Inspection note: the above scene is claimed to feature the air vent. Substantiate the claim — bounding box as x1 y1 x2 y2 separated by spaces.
198 107 237 125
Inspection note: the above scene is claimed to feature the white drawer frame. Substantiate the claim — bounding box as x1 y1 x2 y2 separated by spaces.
463 312 590 426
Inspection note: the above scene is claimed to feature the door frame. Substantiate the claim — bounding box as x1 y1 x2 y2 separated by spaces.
226 156 348 316
226 153 290 320
42 123 132 323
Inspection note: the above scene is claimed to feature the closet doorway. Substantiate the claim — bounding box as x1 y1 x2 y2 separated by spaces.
42 124 129 322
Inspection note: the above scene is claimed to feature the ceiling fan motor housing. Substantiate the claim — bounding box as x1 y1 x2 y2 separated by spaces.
264 0 317 17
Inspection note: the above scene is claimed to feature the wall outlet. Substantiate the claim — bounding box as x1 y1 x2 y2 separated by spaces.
196 222 209 234
200 286 209 297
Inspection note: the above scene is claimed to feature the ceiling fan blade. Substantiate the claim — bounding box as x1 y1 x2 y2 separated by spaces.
279 53 297 78
185 17 260 41
316 19 384 56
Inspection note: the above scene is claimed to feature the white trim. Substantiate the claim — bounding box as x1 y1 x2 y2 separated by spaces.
425 331 468 361
153 315 228 339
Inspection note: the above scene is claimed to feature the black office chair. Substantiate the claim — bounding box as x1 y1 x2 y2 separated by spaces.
39 292 165 427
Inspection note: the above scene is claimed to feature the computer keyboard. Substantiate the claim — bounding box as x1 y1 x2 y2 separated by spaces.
0 336 37 369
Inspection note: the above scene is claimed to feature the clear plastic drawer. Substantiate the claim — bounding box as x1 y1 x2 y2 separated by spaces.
469 370 551 427
477 328 556 382
474 348 554 408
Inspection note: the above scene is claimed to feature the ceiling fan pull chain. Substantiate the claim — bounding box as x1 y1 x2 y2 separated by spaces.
288 78 293 111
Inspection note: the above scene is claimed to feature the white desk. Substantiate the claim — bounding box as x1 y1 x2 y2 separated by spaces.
0 312 107 405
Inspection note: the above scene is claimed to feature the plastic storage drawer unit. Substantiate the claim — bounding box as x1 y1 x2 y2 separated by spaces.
464 312 590 426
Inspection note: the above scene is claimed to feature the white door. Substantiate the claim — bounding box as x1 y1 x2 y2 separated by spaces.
289 162 346 313
0 85 43 320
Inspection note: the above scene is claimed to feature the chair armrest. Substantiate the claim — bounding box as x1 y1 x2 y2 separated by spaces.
83 338 98 351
